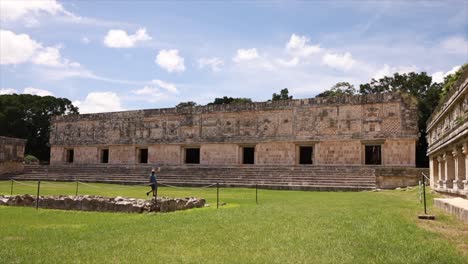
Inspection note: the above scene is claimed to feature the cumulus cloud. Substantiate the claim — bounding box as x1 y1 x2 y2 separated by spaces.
73 92 124 114
81 37 90 44
0 87 54 96
0 0 65 23
373 64 419 79
432 65 461 83
440 36 468 55
286 34 322 58
322 52 356 70
155 49 185 72
0 30 40 64
199 57 224 72
0 30 80 68
276 57 299 67
103 28 151 48
131 80 178 103
23 87 54 96
0 88 18 95
233 48 260 62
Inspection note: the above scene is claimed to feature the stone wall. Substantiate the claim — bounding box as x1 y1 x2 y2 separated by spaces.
375 167 429 189
0 194 205 213
0 136 26 175
50 93 418 166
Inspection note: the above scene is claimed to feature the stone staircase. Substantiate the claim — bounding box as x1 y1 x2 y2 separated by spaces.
3 164 377 191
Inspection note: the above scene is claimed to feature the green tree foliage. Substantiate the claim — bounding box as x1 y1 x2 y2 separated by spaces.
207 96 252 105
272 88 293 101
358 72 442 167
0 94 79 162
176 101 198 108
439 64 468 100
316 82 357 97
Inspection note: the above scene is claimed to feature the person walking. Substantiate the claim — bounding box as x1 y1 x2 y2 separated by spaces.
146 167 159 197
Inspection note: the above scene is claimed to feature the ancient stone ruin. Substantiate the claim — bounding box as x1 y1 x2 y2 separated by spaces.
0 194 205 213
0 136 26 176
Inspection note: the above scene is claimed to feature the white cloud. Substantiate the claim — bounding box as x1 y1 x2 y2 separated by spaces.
0 30 41 64
155 49 185 72
73 92 124 114
322 52 356 70
432 65 461 83
23 87 54 96
81 37 90 44
103 28 151 48
0 88 18 95
0 0 65 23
199 57 224 72
373 64 418 79
1 30 80 68
233 48 260 62
276 57 299 67
151 80 178 94
440 36 468 55
132 86 160 96
286 34 322 58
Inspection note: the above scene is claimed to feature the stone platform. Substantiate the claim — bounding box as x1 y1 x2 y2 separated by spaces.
434 197 468 223
0 194 205 213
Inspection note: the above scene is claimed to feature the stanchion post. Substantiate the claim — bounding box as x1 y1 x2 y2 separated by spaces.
216 182 219 209
10 179 13 195
256 183 258 205
36 180 41 210
422 174 427 215
75 181 79 196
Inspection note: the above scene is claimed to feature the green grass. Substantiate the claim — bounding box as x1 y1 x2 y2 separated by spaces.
0 180 466 264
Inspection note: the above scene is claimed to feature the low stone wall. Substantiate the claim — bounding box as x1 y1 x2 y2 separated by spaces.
0 161 24 176
434 198 468 223
376 167 429 189
0 195 205 213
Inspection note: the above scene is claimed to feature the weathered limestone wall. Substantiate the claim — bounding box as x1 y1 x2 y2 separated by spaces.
50 93 418 166
375 167 429 189
0 136 26 175
316 140 361 165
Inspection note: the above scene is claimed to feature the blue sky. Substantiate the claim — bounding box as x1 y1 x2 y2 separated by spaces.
1 0 467 113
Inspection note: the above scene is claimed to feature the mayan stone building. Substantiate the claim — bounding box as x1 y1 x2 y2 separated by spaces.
0 136 26 176
49 92 418 168
427 67 468 197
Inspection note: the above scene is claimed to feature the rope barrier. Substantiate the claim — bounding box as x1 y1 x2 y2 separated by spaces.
158 182 217 189
12 180 37 187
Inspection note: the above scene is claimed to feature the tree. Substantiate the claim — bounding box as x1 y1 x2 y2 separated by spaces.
207 96 252 105
439 64 468 100
272 88 293 101
359 72 442 167
316 82 356 97
0 94 79 162
176 101 197 108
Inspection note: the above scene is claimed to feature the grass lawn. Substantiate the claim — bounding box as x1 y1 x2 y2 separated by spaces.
0 180 467 264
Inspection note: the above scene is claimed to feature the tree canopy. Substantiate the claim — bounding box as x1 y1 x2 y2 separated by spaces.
316 82 356 97
207 96 252 105
0 94 79 162
176 101 198 108
272 88 293 101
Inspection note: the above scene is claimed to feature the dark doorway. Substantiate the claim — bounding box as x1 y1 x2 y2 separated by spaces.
139 149 148 164
299 146 313 164
243 147 255 164
365 145 381 165
185 148 200 164
101 149 109 163
66 149 74 163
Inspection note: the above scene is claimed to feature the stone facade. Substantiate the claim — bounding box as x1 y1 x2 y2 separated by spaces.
50 93 418 167
0 136 27 175
427 67 468 197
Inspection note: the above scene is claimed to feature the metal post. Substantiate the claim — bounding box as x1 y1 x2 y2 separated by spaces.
75 181 79 196
256 184 259 204
422 173 427 215
10 179 13 195
216 183 219 209
36 180 41 210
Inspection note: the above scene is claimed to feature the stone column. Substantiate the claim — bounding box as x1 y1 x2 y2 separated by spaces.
462 143 468 192
437 155 445 190
443 152 454 189
452 148 464 191
429 156 439 189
